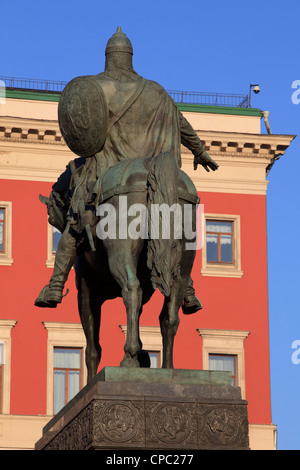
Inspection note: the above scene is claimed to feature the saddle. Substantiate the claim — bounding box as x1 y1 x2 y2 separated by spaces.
97 155 200 206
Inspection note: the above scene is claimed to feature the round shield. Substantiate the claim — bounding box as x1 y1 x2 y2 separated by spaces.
58 75 108 158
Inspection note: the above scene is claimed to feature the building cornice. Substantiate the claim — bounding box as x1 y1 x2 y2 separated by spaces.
0 116 295 155
184 130 296 158
0 116 63 144
0 116 296 193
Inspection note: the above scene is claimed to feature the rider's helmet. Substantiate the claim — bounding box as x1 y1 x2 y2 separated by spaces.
105 27 134 71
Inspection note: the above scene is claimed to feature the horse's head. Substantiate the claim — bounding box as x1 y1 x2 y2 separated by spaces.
39 194 49 206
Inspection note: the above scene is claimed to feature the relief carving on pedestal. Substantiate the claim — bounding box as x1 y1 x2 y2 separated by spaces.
101 403 137 442
153 404 190 443
146 402 197 446
93 400 144 445
42 400 249 450
197 404 249 448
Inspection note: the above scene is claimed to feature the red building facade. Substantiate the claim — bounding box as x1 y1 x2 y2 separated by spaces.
0 82 294 449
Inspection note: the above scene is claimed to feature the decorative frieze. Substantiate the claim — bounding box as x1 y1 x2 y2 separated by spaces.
0 116 295 157
0 116 295 191
35 368 250 450
39 396 249 450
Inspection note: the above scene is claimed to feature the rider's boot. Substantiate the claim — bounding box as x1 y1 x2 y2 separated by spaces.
182 277 202 315
34 228 76 308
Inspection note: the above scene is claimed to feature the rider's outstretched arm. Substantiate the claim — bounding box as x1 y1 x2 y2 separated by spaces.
179 112 219 172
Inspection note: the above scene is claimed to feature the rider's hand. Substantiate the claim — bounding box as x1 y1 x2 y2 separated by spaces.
193 151 219 172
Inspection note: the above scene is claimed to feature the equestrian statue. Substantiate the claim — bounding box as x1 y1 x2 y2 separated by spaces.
35 27 219 382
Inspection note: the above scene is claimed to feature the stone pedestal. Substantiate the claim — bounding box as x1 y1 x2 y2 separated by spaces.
35 367 249 450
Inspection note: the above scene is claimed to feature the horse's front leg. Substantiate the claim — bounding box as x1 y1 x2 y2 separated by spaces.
107 247 143 367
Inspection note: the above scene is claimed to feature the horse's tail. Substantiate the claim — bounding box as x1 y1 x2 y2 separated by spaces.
147 152 182 297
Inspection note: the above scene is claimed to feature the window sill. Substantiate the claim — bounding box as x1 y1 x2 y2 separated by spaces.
201 265 243 278
46 259 74 270
0 256 13 266
46 259 55 268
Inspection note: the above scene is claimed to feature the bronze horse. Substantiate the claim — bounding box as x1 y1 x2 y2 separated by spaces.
58 153 199 382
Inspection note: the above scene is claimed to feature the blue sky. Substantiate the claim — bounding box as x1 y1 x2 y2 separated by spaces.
1 0 299 450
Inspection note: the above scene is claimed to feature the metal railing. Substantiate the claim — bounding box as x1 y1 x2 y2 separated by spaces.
0 76 249 107
167 90 249 107
0 76 66 93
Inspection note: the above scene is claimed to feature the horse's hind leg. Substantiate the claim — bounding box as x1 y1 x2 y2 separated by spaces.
159 278 186 369
77 275 102 382
107 253 143 368
121 264 143 367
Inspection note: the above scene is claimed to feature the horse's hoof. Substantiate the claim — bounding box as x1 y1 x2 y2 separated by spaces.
162 363 174 369
120 355 140 368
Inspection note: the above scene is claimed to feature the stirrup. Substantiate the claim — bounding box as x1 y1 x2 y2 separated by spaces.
182 296 203 315
34 285 69 308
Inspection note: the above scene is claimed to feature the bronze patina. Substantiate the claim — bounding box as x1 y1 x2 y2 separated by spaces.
35 27 219 381
58 75 108 158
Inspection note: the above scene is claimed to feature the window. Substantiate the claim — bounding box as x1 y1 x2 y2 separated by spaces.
209 354 237 386
197 329 249 399
206 220 233 264
201 214 243 278
0 320 17 413
148 351 160 368
0 343 3 413
0 202 13 266
0 208 5 253
46 224 62 267
43 322 87 415
53 227 62 253
53 347 83 414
